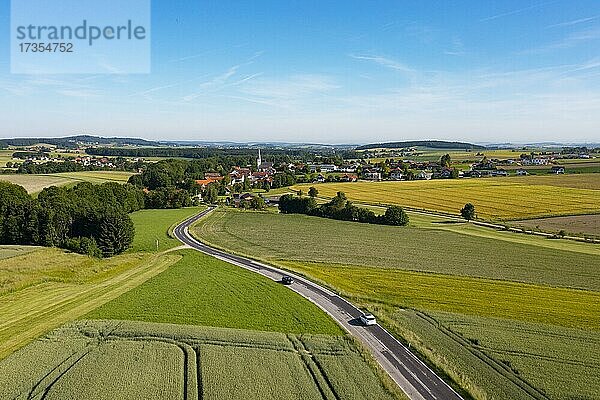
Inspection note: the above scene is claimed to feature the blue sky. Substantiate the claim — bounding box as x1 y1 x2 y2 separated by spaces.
1 0 599 144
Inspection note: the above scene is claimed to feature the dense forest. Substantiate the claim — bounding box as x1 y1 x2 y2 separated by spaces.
0 135 161 148
86 146 355 163
0 181 142 257
356 140 485 150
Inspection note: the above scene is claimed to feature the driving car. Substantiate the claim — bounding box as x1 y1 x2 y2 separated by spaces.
359 313 377 326
281 275 294 285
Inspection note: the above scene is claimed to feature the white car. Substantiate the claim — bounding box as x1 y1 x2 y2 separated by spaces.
359 313 377 326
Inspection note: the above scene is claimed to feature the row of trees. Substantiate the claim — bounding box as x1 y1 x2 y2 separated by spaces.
0 181 142 257
279 191 409 226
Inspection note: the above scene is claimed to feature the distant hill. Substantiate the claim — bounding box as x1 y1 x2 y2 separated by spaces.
0 135 162 148
356 140 486 150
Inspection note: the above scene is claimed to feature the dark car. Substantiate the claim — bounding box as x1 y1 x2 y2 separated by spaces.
281 275 294 285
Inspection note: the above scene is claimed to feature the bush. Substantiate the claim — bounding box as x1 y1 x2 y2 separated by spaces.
63 237 103 257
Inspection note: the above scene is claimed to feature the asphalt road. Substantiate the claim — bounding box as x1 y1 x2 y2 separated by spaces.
174 207 464 400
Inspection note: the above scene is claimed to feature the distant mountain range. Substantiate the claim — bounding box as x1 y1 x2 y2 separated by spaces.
356 140 486 150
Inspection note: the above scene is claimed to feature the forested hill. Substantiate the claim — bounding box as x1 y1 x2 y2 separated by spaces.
0 135 161 148
356 140 486 150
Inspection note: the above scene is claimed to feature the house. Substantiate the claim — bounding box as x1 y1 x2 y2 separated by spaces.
340 173 358 182
195 175 224 189
390 169 404 181
230 167 252 184
516 169 528 176
491 169 509 177
415 171 433 180
251 171 273 184
231 192 256 207
314 174 326 183
309 164 337 173
550 166 565 174
362 170 382 181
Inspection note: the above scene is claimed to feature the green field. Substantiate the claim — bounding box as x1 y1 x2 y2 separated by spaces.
0 170 136 193
292 175 600 220
129 207 206 252
87 250 342 335
1 204 404 399
194 209 600 290
192 208 600 399
0 320 399 400
0 207 203 358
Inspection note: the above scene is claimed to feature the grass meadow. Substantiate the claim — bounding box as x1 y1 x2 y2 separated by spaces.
192 208 600 399
128 207 206 252
0 206 203 359
86 249 343 335
292 175 600 220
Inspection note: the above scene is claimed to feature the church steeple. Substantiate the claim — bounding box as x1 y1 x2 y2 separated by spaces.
257 149 262 169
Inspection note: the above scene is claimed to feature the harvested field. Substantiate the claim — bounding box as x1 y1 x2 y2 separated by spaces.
513 214 600 237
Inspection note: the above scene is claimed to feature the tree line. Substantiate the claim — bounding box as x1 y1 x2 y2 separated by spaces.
279 191 409 226
0 181 143 257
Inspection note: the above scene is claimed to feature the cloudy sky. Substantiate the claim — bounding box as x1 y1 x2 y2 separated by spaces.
1 0 599 144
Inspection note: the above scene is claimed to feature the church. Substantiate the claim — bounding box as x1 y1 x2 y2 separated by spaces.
256 149 275 173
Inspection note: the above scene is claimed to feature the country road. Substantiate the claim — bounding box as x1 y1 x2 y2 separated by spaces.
173 207 464 400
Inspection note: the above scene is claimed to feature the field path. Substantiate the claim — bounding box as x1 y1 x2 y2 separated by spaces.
0 252 181 359
175 207 464 400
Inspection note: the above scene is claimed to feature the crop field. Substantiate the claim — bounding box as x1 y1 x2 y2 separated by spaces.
512 214 600 237
193 209 600 290
49 170 135 183
427 311 600 400
129 207 206 252
292 177 600 220
0 320 400 400
0 150 13 167
513 172 600 190
0 174 74 193
87 250 343 335
0 170 136 193
193 208 600 399
279 261 599 330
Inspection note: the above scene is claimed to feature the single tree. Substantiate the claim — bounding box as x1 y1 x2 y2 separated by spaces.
308 187 319 197
440 153 451 168
382 205 409 226
461 203 476 221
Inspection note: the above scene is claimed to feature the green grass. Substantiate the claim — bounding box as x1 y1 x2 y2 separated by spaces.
0 206 203 359
86 249 343 335
192 208 600 400
128 207 205 252
193 209 600 291
0 320 403 400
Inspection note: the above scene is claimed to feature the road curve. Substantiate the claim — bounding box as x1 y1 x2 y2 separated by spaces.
174 207 464 400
